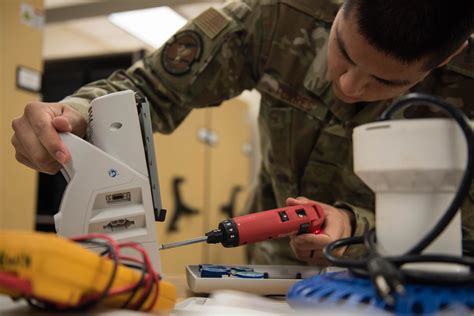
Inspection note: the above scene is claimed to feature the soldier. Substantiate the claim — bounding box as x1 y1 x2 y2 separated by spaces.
11 0 474 267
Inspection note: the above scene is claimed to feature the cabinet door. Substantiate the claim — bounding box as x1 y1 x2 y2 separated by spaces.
154 109 208 274
155 98 254 273
206 98 252 265
0 0 43 229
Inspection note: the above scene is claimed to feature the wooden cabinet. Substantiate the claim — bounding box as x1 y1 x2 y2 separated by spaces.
206 99 251 265
156 99 253 274
154 109 208 273
0 0 43 229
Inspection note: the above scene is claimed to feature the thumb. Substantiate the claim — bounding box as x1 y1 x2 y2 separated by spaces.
52 106 87 138
286 196 312 206
52 116 72 133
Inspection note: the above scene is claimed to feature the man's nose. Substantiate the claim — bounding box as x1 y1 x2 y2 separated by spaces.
339 69 366 97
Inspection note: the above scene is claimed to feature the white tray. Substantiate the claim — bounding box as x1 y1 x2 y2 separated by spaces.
185 264 322 296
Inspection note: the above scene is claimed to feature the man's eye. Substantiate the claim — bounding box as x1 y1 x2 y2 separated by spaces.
375 78 401 87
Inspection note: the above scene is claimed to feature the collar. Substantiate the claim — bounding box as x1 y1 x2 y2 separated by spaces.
303 39 359 122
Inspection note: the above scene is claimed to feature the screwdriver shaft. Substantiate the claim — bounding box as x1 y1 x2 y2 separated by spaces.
159 236 208 250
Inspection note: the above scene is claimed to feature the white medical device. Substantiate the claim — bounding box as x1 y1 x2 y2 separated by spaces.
54 90 166 271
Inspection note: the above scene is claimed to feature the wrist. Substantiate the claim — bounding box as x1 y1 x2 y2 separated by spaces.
338 207 356 237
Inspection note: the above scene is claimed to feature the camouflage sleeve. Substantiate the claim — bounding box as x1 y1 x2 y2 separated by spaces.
411 36 474 244
61 0 270 134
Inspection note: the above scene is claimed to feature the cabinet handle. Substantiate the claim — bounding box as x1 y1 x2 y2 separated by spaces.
220 185 242 218
167 177 200 232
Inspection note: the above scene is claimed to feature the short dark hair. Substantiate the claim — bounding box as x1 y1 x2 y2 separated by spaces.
343 0 474 70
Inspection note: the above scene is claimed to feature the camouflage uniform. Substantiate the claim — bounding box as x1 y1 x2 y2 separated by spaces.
60 0 474 265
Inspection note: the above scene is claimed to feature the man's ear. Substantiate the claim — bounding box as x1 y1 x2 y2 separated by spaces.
437 40 468 68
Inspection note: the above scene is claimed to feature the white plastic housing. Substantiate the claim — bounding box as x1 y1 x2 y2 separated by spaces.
55 91 161 271
353 119 470 272
87 91 149 176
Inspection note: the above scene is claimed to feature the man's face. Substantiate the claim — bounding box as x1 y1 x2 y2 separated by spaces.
327 8 431 103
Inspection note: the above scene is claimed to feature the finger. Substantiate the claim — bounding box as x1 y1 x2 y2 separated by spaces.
41 160 63 175
290 238 318 261
51 116 72 133
321 210 346 241
286 196 313 206
307 258 331 267
293 249 312 260
14 150 38 171
290 233 332 251
18 137 61 174
293 250 330 266
25 103 70 164
13 135 60 174
294 249 324 259
11 135 37 169
13 116 61 172
52 106 87 137
290 238 331 265
16 150 60 174
11 134 29 160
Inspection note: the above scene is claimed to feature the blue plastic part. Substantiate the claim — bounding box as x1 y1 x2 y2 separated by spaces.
199 264 231 272
234 271 265 279
287 271 474 315
231 266 254 273
200 265 230 278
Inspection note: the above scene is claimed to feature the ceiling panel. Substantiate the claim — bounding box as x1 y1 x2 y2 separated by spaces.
44 0 103 9
44 1 221 59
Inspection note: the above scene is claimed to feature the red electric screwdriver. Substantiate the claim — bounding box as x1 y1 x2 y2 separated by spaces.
159 203 324 250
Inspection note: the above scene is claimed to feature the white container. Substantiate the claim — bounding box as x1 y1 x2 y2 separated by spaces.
353 119 470 273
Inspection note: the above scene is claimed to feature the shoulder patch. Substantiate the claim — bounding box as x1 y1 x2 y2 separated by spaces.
194 7 231 39
161 30 203 76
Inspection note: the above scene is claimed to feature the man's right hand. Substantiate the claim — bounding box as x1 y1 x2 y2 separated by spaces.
11 102 87 174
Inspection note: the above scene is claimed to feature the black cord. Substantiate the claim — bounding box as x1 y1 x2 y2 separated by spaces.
131 262 155 311
120 260 148 309
323 93 474 305
76 240 155 312
73 240 119 311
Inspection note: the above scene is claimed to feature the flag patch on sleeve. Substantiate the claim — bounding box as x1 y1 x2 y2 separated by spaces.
194 7 230 39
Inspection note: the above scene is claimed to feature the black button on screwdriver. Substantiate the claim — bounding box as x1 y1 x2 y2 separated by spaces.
298 223 310 235
296 209 306 217
279 211 289 222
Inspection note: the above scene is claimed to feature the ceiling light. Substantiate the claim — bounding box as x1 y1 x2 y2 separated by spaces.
109 7 187 49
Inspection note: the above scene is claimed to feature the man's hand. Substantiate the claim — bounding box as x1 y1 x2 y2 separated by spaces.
11 102 87 174
288 197 354 266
